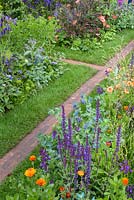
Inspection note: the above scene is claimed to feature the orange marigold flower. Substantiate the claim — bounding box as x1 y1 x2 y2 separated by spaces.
29 155 36 161
36 178 46 186
59 186 65 192
107 86 113 93
66 192 71 198
123 106 129 111
77 170 84 176
24 168 36 177
122 177 129 186
124 89 129 94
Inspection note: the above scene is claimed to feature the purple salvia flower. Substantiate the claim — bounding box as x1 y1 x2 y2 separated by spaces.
52 130 57 139
74 159 79 191
96 127 101 153
97 86 104 95
115 126 121 153
61 105 66 135
96 99 100 123
57 134 63 161
85 146 91 188
126 185 134 199
119 160 133 174
76 141 81 160
40 148 50 172
63 156 67 168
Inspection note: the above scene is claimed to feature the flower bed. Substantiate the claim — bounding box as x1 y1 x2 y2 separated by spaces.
4 54 134 199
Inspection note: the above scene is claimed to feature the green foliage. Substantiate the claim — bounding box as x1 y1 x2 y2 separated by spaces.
1 15 58 53
0 39 65 113
0 0 26 19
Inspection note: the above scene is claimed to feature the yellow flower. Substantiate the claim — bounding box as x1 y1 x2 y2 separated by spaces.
36 178 47 186
122 177 129 186
29 155 36 161
117 115 122 119
24 168 36 177
107 86 113 93
107 129 112 134
77 170 84 177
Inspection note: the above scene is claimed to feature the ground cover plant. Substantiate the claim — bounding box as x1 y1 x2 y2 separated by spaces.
0 63 97 157
1 53 134 200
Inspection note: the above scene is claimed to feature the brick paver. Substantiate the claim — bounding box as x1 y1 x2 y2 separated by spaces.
0 40 134 182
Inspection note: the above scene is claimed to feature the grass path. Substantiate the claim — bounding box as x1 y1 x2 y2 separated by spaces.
0 63 97 157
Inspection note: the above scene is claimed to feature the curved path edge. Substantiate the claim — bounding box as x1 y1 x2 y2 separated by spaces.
0 40 134 182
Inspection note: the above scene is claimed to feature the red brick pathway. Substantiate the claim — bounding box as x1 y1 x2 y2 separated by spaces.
0 40 134 182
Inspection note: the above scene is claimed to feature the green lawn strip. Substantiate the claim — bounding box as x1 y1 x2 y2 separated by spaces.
55 29 134 65
0 63 97 157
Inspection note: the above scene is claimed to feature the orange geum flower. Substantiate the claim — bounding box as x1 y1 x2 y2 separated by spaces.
72 20 77 25
59 186 65 192
105 24 110 28
98 15 105 23
131 81 134 87
66 192 71 198
127 81 132 86
107 86 113 93
24 168 36 177
29 155 36 161
115 84 121 89
123 106 129 111
77 170 84 177
122 177 129 186
124 89 129 94
106 141 112 147
36 178 46 186
112 15 118 20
